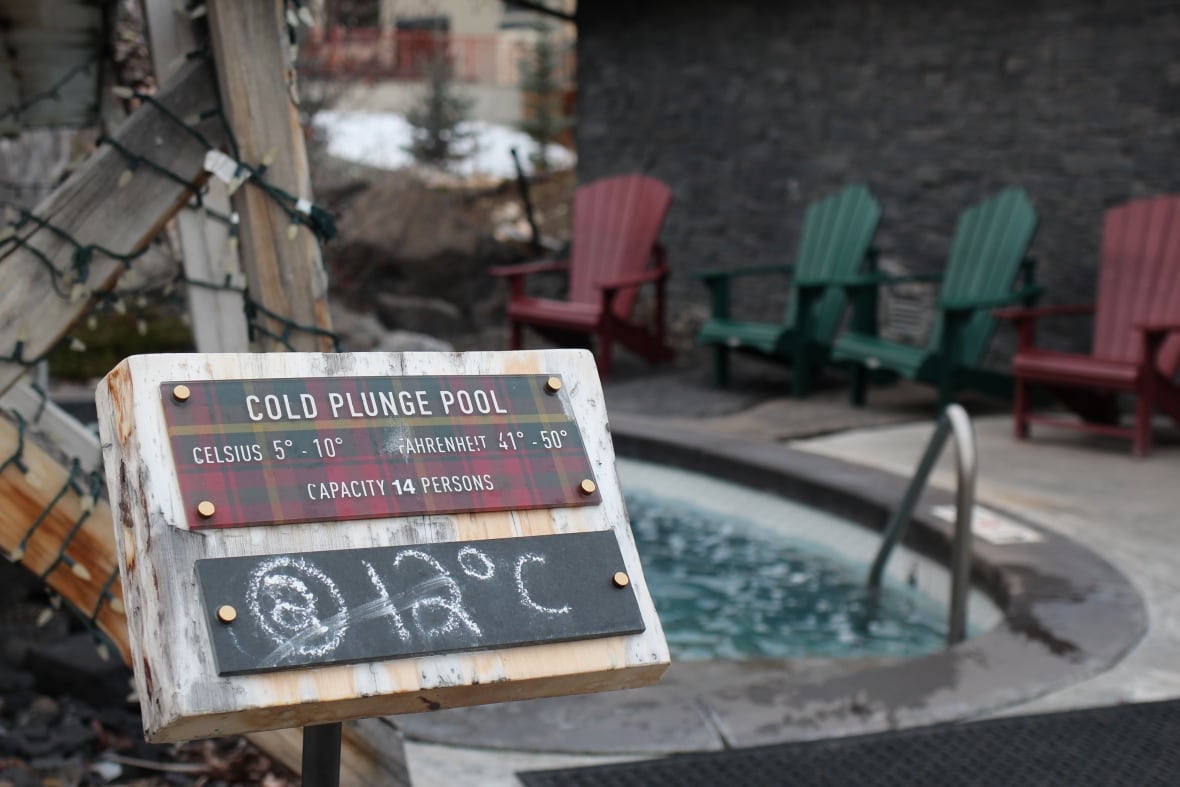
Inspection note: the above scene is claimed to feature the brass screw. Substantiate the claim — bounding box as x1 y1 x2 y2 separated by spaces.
217 605 237 624
172 384 191 402
197 500 216 519
612 571 630 588
579 479 597 496
544 376 562 394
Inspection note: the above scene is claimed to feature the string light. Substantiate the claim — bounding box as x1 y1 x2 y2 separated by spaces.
1 403 125 663
0 50 343 367
10 457 81 562
0 412 29 475
0 60 96 127
39 469 102 583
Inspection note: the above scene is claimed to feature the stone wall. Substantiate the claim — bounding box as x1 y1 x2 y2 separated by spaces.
577 0 1180 356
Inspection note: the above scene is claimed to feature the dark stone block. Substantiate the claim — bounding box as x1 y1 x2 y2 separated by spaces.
26 634 132 709
0 765 40 787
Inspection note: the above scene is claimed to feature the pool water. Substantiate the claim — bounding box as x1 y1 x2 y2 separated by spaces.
626 490 951 661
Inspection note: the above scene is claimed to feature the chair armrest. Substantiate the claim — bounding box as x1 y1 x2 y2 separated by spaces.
939 285 1044 312
1134 320 1180 335
488 259 570 278
994 303 1095 321
598 265 670 292
692 264 794 282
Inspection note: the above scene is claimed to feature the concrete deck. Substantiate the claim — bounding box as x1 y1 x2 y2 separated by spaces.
398 356 1180 785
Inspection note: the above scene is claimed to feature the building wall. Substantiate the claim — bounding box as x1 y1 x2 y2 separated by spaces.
378 0 503 35
577 0 1180 356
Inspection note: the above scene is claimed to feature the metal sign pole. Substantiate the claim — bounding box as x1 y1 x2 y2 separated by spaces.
302 723 342 787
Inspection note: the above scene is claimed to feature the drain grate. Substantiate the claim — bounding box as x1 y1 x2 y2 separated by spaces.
518 698 1180 787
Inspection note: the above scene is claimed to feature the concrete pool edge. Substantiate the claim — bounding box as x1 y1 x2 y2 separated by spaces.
393 415 1147 753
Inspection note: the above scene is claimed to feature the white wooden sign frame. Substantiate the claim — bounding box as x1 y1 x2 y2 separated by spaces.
96 349 668 742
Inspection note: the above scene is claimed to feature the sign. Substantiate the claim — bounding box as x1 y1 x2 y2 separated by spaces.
161 374 601 529
96 350 669 743
198 532 645 675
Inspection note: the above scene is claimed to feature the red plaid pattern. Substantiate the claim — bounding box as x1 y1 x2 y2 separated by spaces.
161 375 601 530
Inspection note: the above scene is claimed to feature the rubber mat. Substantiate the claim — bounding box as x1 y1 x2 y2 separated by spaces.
518 698 1180 786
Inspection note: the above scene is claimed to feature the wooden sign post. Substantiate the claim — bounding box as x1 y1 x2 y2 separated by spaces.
95 349 668 746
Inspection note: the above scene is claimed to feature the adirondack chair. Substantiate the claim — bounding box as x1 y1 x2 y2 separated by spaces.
489 174 675 376
996 194 1180 457
693 184 882 397
832 187 1041 407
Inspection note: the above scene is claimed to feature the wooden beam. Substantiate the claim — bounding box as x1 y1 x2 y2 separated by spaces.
143 0 250 354
0 382 102 473
0 409 129 663
508 0 577 23
0 58 223 397
206 0 335 352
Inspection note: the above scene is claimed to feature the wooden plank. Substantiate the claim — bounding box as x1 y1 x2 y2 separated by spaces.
0 408 129 662
143 0 249 354
0 382 102 473
96 349 669 743
0 58 223 397
206 0 335 352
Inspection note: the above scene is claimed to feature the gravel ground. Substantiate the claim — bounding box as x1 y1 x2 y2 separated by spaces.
0 561 297 787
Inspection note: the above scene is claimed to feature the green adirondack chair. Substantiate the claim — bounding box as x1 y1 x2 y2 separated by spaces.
694 184 882 397
832 187 1041 407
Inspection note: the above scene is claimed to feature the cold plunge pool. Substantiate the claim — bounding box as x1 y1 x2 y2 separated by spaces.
619 458 1003 662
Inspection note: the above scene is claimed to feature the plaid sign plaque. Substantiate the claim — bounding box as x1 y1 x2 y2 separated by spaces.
161 375 601 530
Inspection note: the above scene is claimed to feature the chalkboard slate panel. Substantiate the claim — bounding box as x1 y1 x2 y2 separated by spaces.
197 532 646 676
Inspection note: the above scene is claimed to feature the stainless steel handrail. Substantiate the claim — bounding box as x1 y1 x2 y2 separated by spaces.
866 404 977 646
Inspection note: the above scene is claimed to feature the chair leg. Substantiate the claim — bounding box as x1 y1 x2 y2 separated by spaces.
792 364 811 398
713 345 730 387
1013 377 1030 440
850 364 867 407
1133 377 1157 458
596 326 614 378
792 335 810 399
937 370 955 409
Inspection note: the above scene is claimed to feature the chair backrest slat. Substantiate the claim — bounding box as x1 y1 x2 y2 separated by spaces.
786 184 882 340
930 188 1038 363
1092 195 1180 375
568 175 673 320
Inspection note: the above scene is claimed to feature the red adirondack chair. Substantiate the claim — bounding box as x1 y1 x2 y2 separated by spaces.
997 194 1180 456
490 174 675 376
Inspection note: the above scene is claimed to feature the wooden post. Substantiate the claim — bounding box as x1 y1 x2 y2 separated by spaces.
206 0 335 352
0 58 223 398
142 0 250 353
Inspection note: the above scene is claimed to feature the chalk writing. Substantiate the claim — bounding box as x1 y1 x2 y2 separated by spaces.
516 554 571 616
246 556 348 658
390 550 483 639
458 545 495 580
363 560 410 641
197 532 646 675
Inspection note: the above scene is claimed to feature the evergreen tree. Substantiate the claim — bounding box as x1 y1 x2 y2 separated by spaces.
404 51 474 169
518 24 571 173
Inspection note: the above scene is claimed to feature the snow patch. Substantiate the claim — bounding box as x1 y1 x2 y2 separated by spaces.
313 110 575 179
